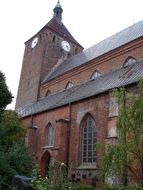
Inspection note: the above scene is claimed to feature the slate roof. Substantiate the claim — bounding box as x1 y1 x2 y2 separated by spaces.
17 60 143 118
46 18 83 47
25 17 83 48
42 20 143 83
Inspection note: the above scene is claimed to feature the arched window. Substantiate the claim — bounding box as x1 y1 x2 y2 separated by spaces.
123 56 136 67
45 90 51 96
46 123 54 147
91 70 101 80
65 81 74 89
81 115 96 164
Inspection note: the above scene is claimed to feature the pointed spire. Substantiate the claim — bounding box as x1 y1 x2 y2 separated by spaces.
53 0 63 20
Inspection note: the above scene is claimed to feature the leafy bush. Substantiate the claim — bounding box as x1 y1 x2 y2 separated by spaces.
31 164 71 190
31 165 92 190
0 143 33 189
0 111 33 189
71 184 92 190
103 184 143 190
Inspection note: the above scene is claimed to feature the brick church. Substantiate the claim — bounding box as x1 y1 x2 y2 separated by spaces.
16 1 143 183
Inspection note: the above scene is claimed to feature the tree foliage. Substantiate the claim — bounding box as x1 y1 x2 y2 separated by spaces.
102 81 143 188
0 111 33 189
0 71 33 189
0 71 12 112
0 110 26 148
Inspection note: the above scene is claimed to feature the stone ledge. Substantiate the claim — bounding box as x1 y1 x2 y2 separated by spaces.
73 164 97 170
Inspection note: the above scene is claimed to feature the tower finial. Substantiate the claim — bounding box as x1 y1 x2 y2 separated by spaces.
53 0 63 20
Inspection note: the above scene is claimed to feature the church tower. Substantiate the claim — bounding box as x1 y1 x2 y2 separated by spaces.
16 1 83 109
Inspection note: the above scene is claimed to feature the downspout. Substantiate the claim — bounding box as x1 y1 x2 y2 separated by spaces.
122 89 128 186
67 102 71 167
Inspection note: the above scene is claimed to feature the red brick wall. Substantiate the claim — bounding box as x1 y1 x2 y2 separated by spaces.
16 37 44 108
22 106 70 166
22 92 109 177
69 94 109 169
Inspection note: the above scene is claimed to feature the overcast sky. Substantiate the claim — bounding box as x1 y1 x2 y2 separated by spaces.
0 0 143 109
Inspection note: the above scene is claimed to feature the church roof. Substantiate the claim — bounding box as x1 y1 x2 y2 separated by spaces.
17 60 143 118
43 20 143 83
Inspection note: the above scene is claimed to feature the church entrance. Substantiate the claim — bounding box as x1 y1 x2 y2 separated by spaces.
40 151 51 177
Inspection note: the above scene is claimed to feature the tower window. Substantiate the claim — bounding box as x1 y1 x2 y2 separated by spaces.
65 81 74 89
91 70 101 80
52 36 56 43
81 115 96 164
123 56 137 67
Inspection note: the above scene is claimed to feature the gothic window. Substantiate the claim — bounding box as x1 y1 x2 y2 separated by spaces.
45 90 51 96
82 115 96 164
65 81 74 89
91 70 101 80
123 56 136 67
46 123 54 147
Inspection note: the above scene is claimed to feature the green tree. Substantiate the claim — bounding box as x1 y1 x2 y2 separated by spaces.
102 82 143 188
0 71 33 189
0 111 33 189
0 110 26 148
0 71 12 115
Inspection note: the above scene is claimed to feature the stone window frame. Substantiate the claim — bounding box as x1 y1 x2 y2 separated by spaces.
81 114 96 164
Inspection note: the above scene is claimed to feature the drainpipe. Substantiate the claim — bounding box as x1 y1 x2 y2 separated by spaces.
67 102 71 167
122 89 128 186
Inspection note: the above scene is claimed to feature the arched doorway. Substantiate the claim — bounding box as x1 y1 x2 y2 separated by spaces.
40 151 51 177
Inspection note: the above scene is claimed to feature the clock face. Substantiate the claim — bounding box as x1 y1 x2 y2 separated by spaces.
61 41 71 52
31 37 38 48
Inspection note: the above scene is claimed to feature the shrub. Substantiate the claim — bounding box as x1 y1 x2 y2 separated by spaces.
103 184 142 190
71 184 92 190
